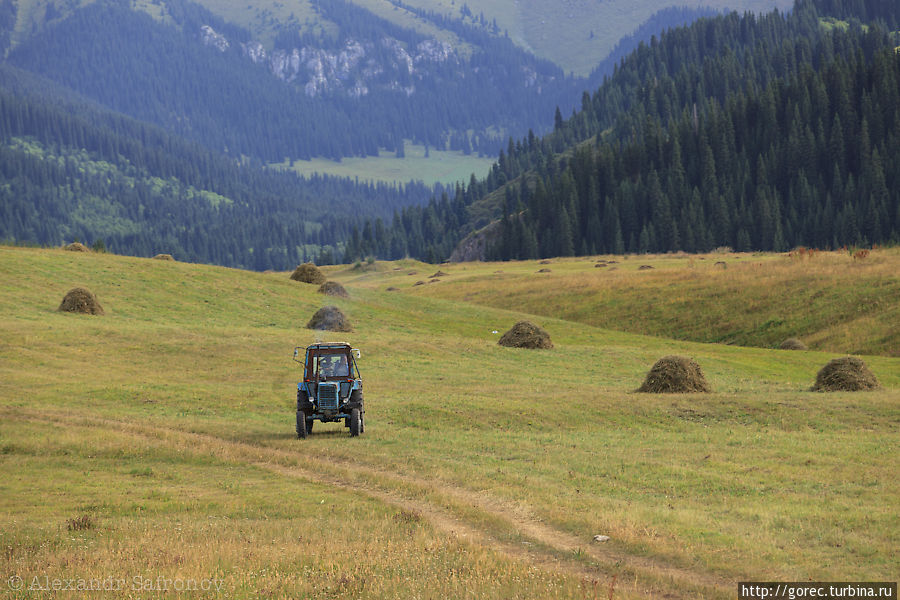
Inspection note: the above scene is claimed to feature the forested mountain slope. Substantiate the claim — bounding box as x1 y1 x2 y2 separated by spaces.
348 0 900 262
0 66 431 268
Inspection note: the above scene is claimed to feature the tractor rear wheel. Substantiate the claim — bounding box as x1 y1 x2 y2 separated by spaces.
296 410 308 439
349 408 361 437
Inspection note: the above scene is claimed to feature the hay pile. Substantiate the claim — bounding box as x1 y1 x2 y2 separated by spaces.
638 265 654 270
637 356 711 393
318 281 349 298
498 321 553 349
779 338 808 350
153 253 175 261
290 263 326 284
306 306 352 332
811 357 879 392
537 268 552 273
429 270 449 278
64 242 89 252
58 287 104 315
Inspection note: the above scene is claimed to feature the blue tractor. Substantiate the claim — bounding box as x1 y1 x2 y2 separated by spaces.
293 342 365 438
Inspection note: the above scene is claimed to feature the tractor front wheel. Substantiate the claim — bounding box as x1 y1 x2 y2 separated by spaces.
349 408 361 437
296 410 308 439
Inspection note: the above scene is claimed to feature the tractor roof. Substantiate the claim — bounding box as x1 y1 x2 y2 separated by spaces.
306 342 352 350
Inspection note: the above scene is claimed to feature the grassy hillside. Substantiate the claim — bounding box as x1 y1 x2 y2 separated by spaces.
516 0 794 75
355 250 900 357
1 246 898 598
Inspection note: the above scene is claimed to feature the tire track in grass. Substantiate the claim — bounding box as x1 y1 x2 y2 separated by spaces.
15 408 731 599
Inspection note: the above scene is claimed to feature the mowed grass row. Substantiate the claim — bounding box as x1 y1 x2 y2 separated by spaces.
354 249 900 356
1 246 898 598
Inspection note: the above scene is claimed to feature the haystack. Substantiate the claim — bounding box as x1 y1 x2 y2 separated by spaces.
779 338 808 351
153 253 175 261
811 357 879 392
638 265 654 270
429 270 449 278
64 242 89 252
58 287 104 315
498 321 553 349
290 263 326 284
306 306 352 332
637 356 711 393
537 268 551 273
318 281 349 298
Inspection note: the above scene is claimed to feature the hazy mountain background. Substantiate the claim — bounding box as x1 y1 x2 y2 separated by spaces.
2 0 771 161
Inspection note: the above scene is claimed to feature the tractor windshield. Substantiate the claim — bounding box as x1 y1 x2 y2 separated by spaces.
309 350 351 379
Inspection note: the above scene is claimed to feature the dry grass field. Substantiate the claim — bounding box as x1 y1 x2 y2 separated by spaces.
351 249 900 356
1 245 897 598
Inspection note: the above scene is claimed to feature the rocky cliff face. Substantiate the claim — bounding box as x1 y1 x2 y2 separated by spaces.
200 25 457 98
199 25 229 52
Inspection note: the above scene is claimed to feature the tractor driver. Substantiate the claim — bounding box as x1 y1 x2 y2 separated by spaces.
320 354 350 378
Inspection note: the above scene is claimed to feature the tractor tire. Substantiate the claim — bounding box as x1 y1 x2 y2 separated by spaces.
296 410 308 439
349 408 361 437
297 390 313 413
349 390 365 433
306 417 314 433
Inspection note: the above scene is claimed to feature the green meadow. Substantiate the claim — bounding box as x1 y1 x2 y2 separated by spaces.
271 142 494 186
1 246 897 598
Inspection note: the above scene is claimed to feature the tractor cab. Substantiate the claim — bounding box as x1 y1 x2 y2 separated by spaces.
293 342 365 438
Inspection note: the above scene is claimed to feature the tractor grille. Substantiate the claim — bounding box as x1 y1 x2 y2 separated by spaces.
318 383 339 410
